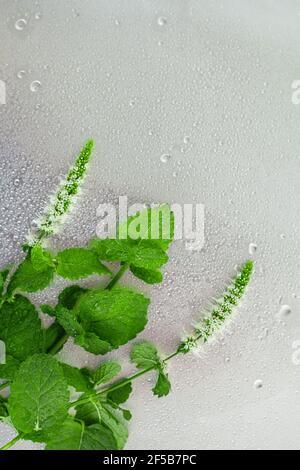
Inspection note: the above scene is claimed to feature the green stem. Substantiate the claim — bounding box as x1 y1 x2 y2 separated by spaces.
106 263 129 290
0 433 24 451
71 349 183 409
0 382 9 393
48 333 69 356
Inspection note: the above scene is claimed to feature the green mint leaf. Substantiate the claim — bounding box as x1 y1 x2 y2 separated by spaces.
39 419 118 451
40 304 56 316
43 323 65 352
76 287 150 349
76 400 128 450
54 305 83 337
130 266 163 284
89 238 132 262
0 269 9 295
130 341 161 369
90 239 168 270
0 296 43 361
75 333 112 356
60 363 92 392
0 402 8 419
0 355 20 381
30 418 84 449
130 241 168 269
7 256 54 295
91 361 121 385
94 402 128 450
56 248 111 280
153 371 171 398
81 423 118 450
122 409 132 421
30 245 54 272
58 285 88 310
118 205 174 251
27 416 118 450
107 381 132 405
9 354 69 433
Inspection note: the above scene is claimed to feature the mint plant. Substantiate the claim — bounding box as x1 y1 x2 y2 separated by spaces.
0 141 254 450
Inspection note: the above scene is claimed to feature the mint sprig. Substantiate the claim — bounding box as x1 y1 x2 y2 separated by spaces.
0 141 254 451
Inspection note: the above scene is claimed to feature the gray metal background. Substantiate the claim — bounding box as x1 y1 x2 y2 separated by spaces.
0 0 299 450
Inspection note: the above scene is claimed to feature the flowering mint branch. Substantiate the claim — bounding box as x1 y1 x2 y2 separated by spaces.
28 140 94 246
177 260 254 353
0 261 253 451
71 260 254 409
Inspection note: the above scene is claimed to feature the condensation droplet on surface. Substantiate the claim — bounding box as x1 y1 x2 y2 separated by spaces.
30 81 41 92
17 70 26 79
15 19 27 31
249 243 257 255
35 12 42 20
157 17 167 26
278 304 292 318
254 379 263 390
160 153 171 163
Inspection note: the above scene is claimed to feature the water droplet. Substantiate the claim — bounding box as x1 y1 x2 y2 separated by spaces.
114 19 120 26
129 100 135 107
13 178 20 187
157 17 167 26
160 153 171 163
15 18 27 31
17 70 26 79
278 304 292 318
30 80 41 92
280 233 286 240
35 12 42 20
183 136 190 144
249 243 257 255
254 379 263 390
